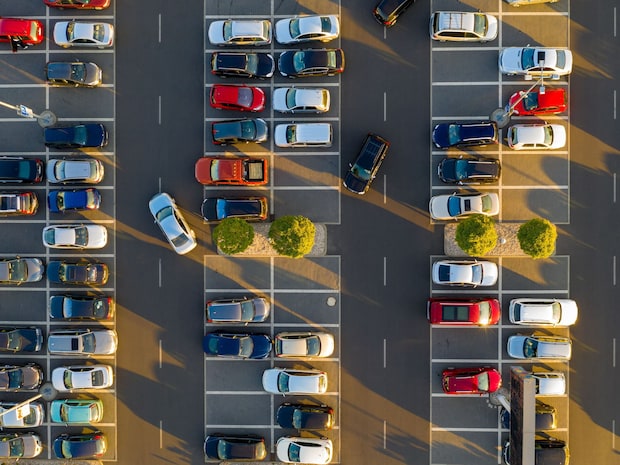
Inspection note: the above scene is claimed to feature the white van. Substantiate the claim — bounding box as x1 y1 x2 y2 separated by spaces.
532 372 566 396
274 123 332 147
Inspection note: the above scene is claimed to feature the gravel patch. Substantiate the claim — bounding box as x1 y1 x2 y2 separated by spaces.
444 223 527 257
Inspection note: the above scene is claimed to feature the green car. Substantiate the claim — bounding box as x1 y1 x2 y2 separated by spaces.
50 399 103 424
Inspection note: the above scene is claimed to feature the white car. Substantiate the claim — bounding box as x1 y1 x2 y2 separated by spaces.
208 19 271 46
429 11 498 42
274 332 335 358
47 158 104 184
148 192 197 255
54 21 114 48
509 298 578 326
499 47 573 79
275 15 340 44
42 224 107 249
48 329 118 356
262 368 327 394
507 334 572 360
432 260 498 286
52 365 114 391
274 123 332 147
429 192 499 220
0 402 44 428
272 88 330 113
507 124 566 150
531 371 566 396
276 437 333 464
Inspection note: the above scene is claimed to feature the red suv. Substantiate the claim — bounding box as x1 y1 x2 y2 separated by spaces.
0 18 44 51
427 297 501 325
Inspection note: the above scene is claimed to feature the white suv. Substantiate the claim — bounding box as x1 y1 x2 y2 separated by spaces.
507 334 571 360
509 298 578 326
274 123 332 147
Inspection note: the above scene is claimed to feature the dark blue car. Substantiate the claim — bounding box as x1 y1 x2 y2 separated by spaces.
0 327 43 352
54 432 107 459
432 121 498 149
49 295 113 320
44 124 108 149
48 188 101 212
203 332 271 359
276 403 334 430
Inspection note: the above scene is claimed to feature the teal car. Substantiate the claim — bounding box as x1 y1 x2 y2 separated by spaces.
50 399 103 424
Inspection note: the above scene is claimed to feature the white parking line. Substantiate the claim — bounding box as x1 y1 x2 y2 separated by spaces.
383 257 387 286
383 92 387 122
158 14 162 43
613 338 617 367
159 339 162 368
383 338 387 368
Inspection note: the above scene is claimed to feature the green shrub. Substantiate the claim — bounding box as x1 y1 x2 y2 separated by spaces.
212 218 254 255
455 214 498 256
518 218 557 259
269 215 315 258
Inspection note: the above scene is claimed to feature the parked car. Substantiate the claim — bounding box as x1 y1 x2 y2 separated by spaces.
277 403 334 430
432 260 498 287
432 121 498 148
0 18 44 51
208 19 271 46
278 49 345 77
202 332 272 359
508 87 566 115
47 260 109 285
343 133 390 194
53 21 114 48
52 364 114 391
0 327 43 352
212 118 268 145
209 84 265 112
500 400 557 430
0 257 44 284
503 439 568 465
273 87 330 113
42 224 107 249
195 157 268 186
48 328 118 356
507 124 566 150
211 52 275 78
148 192 197 255
0 402 44 427
429 192 499 220
509 298 578 326
437 156 500 184
499 47 573 79
0 157 44 183
429 11 498 42
201 197 268 222
442 366 502 394
206 297 270 323
44 123 108 148
427 297 501 325
373 0 416 27
48 188 101 212
507 334 572 360
54 432 107 459
47 158 104 184
276 437 333 464
0 363 44 390
204 434 267 461
275 15 339 44
0 191 38 215
45 61 102 87
274 332 335 358
49 294 113 320
531 371 566 396
50 399 104 424
44 0 110 9
262 368 328 394
274 123 332 147
0 432 42 458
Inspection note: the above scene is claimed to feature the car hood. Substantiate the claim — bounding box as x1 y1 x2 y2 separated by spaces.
536 375 566 395
557 300 578 325
24 258 44 282
507 336 526 358
429 195 452 219
94 331 117 354
499 47 521 72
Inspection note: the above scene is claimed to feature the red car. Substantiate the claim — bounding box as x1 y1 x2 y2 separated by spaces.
209 84 266 112
508 87 566 116
0 18 44 50
427 298 500 325
195 157 268 186
442 367 502 395
44 0 111 9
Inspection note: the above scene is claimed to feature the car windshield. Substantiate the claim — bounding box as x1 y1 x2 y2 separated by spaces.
74 227 89 246
288 18 302 38
238 300 255 321
543 125 553 145
93 300 107 318
63 370 74 389
478 301 491 324
54 162 66 180
223 21 234 41
66 22 75 41
0 332 21 351
286 125 298 143
447 124 462 145
292 52 308 72
70 63 85 81
473 14 488 36
350 162 372 181
238 336 254 357
7 260 26 282
92 24 106 42
245 54 258 73
523 337 538 358
237 87 253 107
288 443 302 462
239 120 257 139
0 369 22 389
82 333 96 353
306 336 321 356
471 264 482 284
447 196 463 216
453 160 470 180
91 369 104 386
277 372 290 392
481 195 494 212
72 125 88 145
286 89 299 108
155 206 173 224
522 92 540 111
476 372 489 391
521 48 536 69
0 437 23 457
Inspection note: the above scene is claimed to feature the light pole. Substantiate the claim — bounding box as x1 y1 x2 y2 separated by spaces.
0 99 57 127
490 65 545 128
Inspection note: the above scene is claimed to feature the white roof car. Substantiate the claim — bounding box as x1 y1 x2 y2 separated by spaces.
509 298 578 326
432 260 498 287
429 11 498 42
531 372 566 396
499 47 573 79
274 332 335 358
275 15 340 44
52 364 114 391
42 224 107 249
262 368 328 394
507 334 572 360
274 123 332 147
48 329 118 356
54 21 114 48
0 402 44 428
148 192 197 255
507 124 566 150
0 432 43 458
208 19 271 46
429 192 499 220
46 158 104 184
276 437 333 464
272 88 330 113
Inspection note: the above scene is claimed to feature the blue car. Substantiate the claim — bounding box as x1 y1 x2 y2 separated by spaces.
44 124 108 149
48 188 101 212
203 332 272 359
432 121 498 149
54 432 106 459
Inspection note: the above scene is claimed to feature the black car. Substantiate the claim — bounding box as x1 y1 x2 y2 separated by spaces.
503 439 568 465
500 403 557 431
432 121 498 149
278 49 345 77
211 52 275 78
202 332 272 359
277 403 334 431
201 197 268 222
212 118 268 145
44 124 108 149
49 294 113 320
0 363 44 390
0 157 44 183
204 434 267 461
45 61 102 87
373 0 416 27
0 327 43 352
47 260 109 286
343 133 390 194
437 156 501 184
54 432 107 459
48 188 101 213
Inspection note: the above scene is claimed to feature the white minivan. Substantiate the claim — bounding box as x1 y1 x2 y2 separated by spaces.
274 123 332 147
